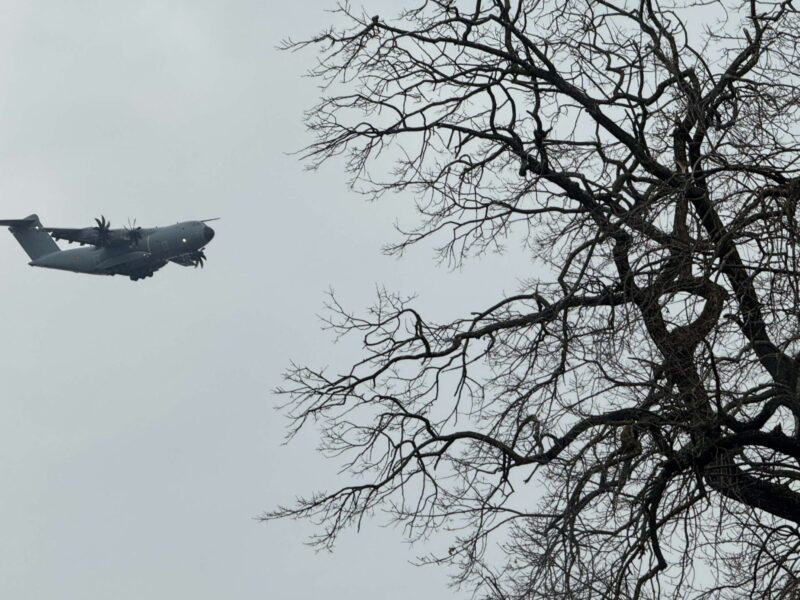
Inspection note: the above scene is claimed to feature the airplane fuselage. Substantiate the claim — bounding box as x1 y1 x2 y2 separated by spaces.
30 221 214 279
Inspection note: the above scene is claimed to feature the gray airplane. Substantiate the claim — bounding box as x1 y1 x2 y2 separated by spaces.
0 214 216 281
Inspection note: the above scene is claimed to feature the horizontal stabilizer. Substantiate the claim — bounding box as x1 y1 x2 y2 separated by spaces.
0 215 38 227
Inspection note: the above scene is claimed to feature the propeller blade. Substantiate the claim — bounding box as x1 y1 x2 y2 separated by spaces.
123 218 143 246
93 215 113 245
190 248 207 268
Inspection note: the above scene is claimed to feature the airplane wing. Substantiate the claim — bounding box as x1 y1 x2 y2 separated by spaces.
97 251 152 270
170 255 194 267
45 227 105 246
170 249 207 268
45 216 143 248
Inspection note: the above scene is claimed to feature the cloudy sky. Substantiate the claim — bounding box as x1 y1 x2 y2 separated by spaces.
0 2 534 599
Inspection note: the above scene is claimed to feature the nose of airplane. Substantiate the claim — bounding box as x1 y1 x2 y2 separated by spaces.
203 225 215 242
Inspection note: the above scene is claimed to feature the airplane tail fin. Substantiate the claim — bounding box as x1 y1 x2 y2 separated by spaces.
0 214 60 260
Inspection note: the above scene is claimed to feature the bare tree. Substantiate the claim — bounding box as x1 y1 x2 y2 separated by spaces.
268 1 800 598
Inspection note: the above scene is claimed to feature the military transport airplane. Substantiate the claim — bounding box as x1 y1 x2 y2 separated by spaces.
0 214 216 281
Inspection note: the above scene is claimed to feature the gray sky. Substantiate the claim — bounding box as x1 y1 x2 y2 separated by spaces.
0 2 528 598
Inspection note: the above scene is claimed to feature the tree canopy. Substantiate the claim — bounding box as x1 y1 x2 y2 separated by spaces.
271 1 800 598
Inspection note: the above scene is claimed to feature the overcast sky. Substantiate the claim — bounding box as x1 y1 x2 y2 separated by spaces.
0 2 533 598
